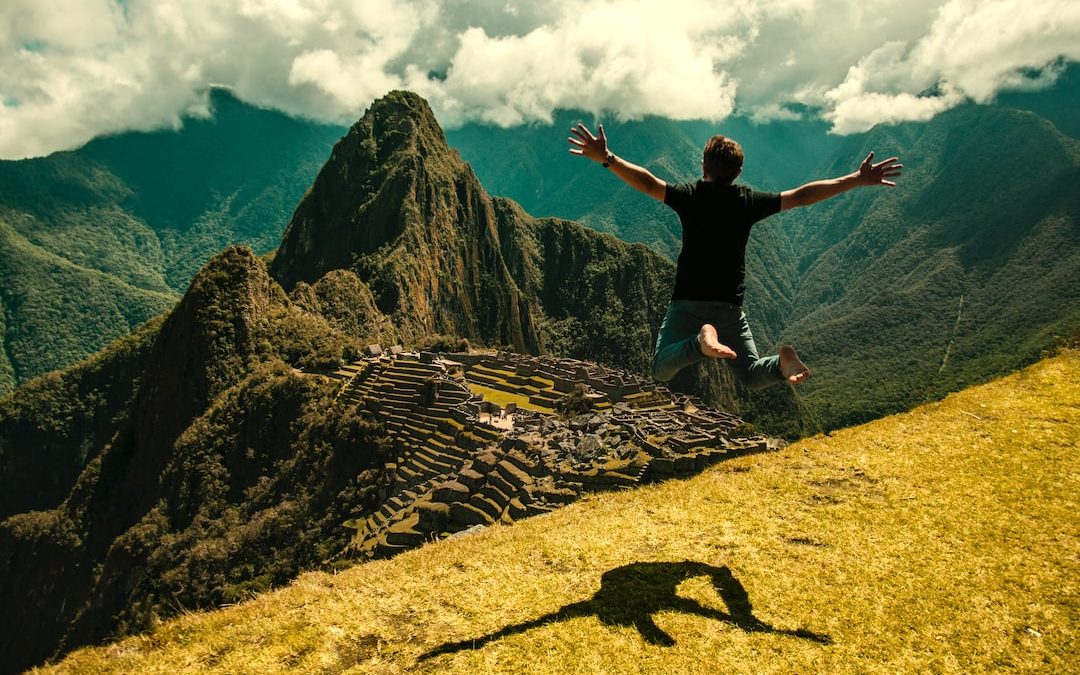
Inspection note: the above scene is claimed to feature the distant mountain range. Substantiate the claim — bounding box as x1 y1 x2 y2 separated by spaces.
1 67 1077 429
0 90 344 393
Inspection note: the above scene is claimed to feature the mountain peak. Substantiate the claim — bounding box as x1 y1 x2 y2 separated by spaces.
269 90 543 352
353 90 452 168
270 90 462 292
368 89 438 121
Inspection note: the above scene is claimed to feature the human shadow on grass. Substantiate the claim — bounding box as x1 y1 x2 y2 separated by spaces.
420 560 831 659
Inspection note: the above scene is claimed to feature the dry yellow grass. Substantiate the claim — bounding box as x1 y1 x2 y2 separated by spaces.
41 351 1079 674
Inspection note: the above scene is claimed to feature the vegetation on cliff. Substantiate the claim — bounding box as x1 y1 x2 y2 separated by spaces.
0 247 378 673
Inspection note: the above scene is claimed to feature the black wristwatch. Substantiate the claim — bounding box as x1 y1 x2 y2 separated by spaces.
602 152 615 168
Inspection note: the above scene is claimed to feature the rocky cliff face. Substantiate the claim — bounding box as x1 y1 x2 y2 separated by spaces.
271 91 540 353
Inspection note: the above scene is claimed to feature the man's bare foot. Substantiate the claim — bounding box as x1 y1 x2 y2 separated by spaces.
779 345 810 384
698 324 737 359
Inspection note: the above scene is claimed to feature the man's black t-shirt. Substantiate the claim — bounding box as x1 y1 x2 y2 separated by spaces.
664 181 781 305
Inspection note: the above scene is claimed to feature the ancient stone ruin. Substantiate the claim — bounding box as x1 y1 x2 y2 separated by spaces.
326 348 769 558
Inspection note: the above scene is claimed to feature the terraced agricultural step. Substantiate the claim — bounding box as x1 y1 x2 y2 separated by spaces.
469 494 505 521
424 435 450 451
464 371 506 388
395 464 421 482
480 483 511 507
391 361 443 375
449 501 494 527
404 457 443 480
425 445 462 465
435 443 471 463
384 513 425 547
471 364 517 378
487 470 526 503
411 450 456 474
495 459 534 489
382 372 431 387
507 497 529 519
403 419 440 435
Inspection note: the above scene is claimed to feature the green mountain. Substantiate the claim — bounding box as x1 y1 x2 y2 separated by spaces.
269 92 719 398
0 89 344 394
0 246 365 673
746 104 1080 431
0 92 726 674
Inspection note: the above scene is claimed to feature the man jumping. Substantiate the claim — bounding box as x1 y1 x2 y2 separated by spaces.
569 124 901 389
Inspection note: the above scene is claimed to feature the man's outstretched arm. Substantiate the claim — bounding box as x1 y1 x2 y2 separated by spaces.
568 123 667 201
780 152 902 211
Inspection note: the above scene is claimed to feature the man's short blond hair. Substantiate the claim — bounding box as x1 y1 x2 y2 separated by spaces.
703 135 743 184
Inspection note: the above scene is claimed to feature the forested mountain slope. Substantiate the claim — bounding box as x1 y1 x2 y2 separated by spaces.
760 105 1080 430
0 89 343 394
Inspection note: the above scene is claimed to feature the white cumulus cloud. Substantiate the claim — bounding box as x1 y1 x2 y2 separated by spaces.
823 0 1080 133
0 0 1077 158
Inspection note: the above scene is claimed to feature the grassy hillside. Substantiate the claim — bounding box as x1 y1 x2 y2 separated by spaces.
43 349 1079 673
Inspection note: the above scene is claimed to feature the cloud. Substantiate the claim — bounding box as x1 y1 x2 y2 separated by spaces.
823 0 1080 133
0 0 1077 158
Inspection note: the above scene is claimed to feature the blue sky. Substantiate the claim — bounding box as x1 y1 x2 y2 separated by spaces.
1 0 1078 159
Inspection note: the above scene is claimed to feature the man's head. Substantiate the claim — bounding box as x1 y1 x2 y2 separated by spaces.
702 135 743 183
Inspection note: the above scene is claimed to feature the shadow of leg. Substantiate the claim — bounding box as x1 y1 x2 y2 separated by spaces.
418 601 593 660
669 596 832 645
632 615 676 646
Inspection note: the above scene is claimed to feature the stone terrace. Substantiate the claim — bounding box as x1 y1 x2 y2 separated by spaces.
325 347 769 559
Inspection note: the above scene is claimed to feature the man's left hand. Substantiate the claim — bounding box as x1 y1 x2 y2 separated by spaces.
568 123 608 163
